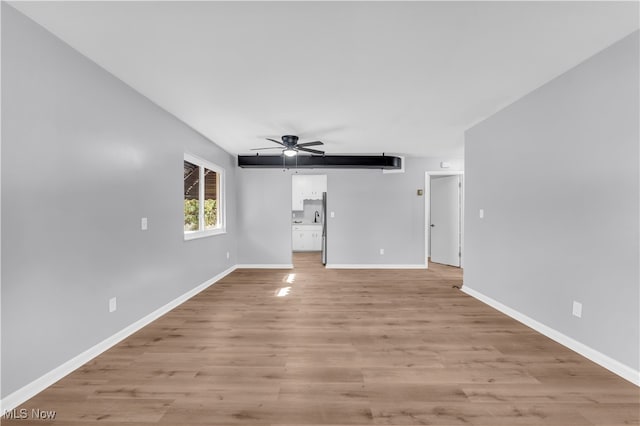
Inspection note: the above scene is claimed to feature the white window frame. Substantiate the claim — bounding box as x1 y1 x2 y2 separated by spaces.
184 153 226 240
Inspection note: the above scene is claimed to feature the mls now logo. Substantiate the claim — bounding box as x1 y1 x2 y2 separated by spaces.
2 408 57 420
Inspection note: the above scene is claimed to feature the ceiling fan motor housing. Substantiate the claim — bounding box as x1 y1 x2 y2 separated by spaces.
282 135 299 147
255 135 324 155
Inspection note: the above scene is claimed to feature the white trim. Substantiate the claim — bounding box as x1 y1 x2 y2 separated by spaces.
325 264 428 269
184 153 221 175
0 265 237 413
236 264 294 269
184 228 226 240
425 170 464 270
461 285 640 387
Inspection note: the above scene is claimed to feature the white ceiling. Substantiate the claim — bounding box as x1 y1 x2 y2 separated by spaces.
10 1 639 158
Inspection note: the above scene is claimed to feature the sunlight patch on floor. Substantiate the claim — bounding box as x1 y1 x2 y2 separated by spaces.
276 286 291 297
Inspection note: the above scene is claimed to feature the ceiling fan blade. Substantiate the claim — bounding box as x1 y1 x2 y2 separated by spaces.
296 141 324 147
266 138 285 146
251 147 283 150
297 147 324 155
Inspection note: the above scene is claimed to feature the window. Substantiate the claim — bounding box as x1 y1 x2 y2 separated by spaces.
184 154 225 239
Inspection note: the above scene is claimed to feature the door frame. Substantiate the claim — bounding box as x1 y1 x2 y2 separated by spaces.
290 173 328 263
425 171 464 269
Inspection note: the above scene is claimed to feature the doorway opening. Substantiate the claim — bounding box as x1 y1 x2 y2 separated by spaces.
291 174 327 266
425 171 464 269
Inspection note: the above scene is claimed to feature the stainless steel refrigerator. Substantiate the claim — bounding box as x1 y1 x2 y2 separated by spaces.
321 192 327 265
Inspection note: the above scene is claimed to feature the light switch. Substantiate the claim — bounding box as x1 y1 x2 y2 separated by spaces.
141 217 148 230
109 297 117 313
330 211 335 218
479 209 484 219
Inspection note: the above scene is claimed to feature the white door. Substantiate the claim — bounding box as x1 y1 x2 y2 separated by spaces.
430 175 461 267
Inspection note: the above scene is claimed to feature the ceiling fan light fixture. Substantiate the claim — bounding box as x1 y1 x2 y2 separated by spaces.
283 148 297 157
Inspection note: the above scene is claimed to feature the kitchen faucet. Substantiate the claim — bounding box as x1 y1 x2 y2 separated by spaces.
314 211 320 223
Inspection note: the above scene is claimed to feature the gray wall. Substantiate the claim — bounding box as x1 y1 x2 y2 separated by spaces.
465 31 639 371
236 169 293 265
1 5 237 397
237 157 463 266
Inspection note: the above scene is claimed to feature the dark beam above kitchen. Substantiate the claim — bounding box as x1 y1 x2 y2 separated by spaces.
237 155 402 169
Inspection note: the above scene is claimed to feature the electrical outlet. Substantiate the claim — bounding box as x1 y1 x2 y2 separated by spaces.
109 297 117 313
380 248 384 255
141 217 148 230
572 301 582 318
330 211 335 218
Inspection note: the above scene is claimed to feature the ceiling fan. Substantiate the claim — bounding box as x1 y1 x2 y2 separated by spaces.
251 135 324 157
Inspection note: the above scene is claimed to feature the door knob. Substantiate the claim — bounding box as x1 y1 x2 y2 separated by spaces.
430 224 435 227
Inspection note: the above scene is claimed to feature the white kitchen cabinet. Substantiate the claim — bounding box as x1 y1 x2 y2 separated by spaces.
292 225 322 251
309 230 322 250
292 175 327 211
291 177 306 211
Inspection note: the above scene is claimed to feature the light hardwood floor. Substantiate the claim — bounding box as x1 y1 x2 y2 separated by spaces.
3 252 638 425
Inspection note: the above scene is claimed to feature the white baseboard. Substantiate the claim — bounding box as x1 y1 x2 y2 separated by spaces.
461 285 640 386
325 264 428 269
236 264 294 269
0 265 237 413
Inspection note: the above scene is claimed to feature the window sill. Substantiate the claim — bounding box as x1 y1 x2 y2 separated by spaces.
184 228 226 241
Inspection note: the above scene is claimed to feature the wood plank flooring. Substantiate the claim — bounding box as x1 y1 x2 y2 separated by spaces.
3 252 638 425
